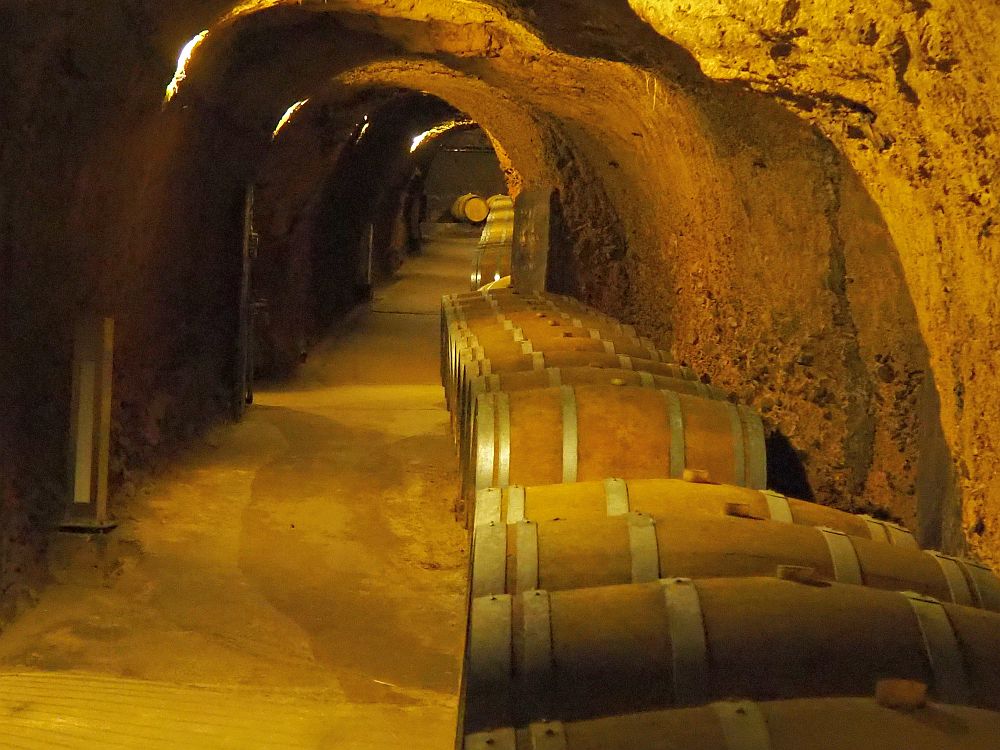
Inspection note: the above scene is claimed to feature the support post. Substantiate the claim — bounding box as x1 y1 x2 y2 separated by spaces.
511 187 556 293
63 315 116 532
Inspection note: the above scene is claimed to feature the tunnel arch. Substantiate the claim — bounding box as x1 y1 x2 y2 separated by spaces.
1 0 994 625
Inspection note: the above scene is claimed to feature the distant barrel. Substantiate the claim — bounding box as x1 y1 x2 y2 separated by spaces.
452 193 489 223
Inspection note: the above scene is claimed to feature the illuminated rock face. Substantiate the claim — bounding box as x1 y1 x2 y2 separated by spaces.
628 0 1000 558
0 0 996 598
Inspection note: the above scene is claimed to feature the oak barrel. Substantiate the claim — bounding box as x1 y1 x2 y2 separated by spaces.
472 479 918 548
452 193 489 223
468 511 1000 607
462 577 1000 731
478 275 511 292
487 194 513 210
468 385 766 504
465 697 1000 750
459 368 726 480
457 352 699 423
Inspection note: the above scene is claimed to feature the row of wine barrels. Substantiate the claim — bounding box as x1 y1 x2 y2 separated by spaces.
442 289 623 341
463 576 1000 732
472 478 918 548
446 326 661 426
443 288 592 314
468 511 1000 607
449 333 674 426
458 368 726 466
465 695 1000 750
450 318 646 366
444 307 643 404
468 385 766 508
444 287 610 317
458 350 698 404
440 290 622 402
453 193 490 223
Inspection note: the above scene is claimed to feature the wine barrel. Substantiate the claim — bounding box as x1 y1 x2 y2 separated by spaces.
468 511 1000 608
472 202 514 288
487 194 513 210
471 242 511 290
452 193 489 223
459 351 698 397
450 335 674 429
464 696 1000 750
472 478 919 549
468 385 766 504
459 369 727 479
462 576 1000 731
477 275 511 292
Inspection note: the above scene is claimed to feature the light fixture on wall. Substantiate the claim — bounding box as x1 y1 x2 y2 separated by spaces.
164 30 210 105
410 119 474 153
356 115 371 144
272 99 309 139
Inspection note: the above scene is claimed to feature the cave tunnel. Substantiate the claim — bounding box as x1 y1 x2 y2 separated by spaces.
1 1 999 746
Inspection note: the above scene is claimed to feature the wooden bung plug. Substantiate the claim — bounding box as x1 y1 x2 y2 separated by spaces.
682 468 713 484
876 679 928 711
776 565 818 584
725 501 754 518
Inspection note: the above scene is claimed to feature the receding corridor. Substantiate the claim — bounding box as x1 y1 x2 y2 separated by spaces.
0 231 474 748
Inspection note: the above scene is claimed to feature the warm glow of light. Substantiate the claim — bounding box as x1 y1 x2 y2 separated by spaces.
272 99 309 138
164 30 210 104
494 272 501 282
221 0 284 22
357 121 371 141
410 119 474 153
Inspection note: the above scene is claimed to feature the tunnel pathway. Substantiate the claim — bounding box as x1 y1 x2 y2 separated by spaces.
0 230 475 748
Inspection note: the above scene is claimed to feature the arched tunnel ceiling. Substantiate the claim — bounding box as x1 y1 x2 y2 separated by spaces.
0 0 997 572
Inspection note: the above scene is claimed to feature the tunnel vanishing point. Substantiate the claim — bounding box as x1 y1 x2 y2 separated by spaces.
1 1 1000 747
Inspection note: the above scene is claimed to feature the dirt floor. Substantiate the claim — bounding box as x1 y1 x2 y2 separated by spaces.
0 230 474 748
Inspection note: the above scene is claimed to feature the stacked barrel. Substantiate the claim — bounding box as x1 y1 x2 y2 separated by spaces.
442 288 1000 749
